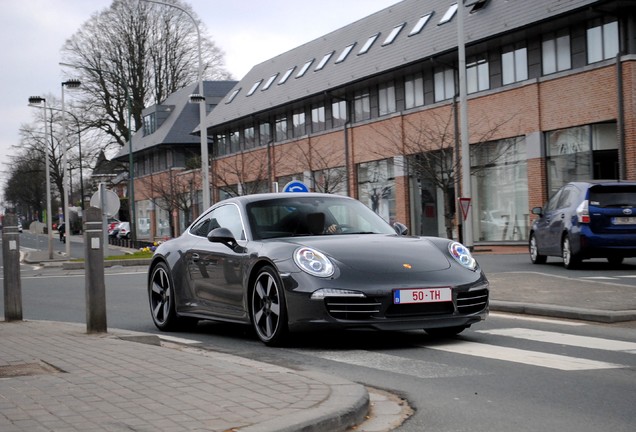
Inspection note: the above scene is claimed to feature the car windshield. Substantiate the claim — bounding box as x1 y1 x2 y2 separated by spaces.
246 196 396 240
589 185 636 207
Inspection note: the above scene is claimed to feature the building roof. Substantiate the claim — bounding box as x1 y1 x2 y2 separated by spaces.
115 80 237 159
204 0 600 128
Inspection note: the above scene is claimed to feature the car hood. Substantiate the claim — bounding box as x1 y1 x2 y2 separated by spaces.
282 234 451 273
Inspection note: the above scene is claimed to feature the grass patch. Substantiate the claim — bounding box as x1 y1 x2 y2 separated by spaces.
105 250 154 260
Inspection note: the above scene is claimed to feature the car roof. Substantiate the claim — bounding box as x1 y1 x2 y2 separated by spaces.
566 180 636 188
217 192 356 206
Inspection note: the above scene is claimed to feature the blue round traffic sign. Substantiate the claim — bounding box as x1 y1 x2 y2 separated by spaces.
283 180 309 193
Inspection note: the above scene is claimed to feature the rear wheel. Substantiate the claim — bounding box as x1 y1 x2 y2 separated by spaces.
251 266 288 346
529 233 547 264
562 236 581 269
425 326 467 337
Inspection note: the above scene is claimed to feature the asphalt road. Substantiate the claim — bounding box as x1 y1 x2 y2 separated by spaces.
3 259 635 432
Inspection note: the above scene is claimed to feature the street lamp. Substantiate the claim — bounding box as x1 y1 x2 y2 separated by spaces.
61 79 81 257
27 96 54 260
141 0 211 209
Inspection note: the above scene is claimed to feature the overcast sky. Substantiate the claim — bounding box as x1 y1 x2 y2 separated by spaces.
0 0 400 194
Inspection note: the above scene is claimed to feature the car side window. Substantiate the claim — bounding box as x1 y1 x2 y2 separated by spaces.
556 186 577 209
191 204 245 240
544 190 562 212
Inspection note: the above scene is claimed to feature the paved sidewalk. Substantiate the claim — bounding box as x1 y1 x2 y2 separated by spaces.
0 320 368 432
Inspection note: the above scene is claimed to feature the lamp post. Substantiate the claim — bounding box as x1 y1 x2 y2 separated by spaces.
61 79 81 257
141 0 210 209
27 96 54 260
457 2 474 250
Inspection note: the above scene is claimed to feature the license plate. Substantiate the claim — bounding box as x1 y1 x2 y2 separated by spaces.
612 217 636 225
393 287 452 304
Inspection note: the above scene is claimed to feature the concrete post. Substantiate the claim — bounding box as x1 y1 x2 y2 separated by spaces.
2 214 22 321
84 207 107 333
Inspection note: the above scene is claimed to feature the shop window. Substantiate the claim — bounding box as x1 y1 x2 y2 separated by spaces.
357 159 395 223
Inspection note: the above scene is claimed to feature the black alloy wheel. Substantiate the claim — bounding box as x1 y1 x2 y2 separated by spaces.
149 262 182 331
251 266 288 346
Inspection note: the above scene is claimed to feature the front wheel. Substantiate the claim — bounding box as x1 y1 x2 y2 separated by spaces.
251 266 288 346
529 233 547 264
562 236 580 269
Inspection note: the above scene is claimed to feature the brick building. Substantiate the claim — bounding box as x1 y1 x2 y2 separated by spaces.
124 0 635 243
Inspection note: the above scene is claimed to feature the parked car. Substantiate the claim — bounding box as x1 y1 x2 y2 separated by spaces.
147 193 489 346
107 218 121 237
529 180 636 269
116 222 131 239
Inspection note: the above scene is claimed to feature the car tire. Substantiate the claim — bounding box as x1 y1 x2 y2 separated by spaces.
529 233 547 264
425 326 467 337
251 266 288 346
148 262 193 331
562 236 580 269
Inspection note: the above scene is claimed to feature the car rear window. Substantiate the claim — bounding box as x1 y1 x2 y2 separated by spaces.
588 185 636 207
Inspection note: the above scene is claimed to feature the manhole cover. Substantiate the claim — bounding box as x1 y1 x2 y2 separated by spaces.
0 361 63 378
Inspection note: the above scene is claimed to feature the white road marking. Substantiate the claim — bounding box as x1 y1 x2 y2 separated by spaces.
478 328 636 353
300 349 483 379
422 341 624 371
579 276 617 280
489 312 585 326
157 335 201 345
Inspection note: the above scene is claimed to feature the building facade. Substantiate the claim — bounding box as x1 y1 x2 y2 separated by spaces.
198 0 635 244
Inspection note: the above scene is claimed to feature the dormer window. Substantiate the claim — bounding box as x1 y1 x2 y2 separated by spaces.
225 88 241 103
439 3 458 25
262 73 278 91
409 13 433 36
247 79 263 96
143 113 156 136
297 59 314 78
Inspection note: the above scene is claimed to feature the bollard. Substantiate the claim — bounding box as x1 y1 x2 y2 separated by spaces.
84 207 107 333
2 214 22 321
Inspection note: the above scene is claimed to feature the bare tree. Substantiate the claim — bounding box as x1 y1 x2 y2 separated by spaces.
61 0 231 149
139 168 199 237
216 151 271 198
371 105 520 238
290 137 348 194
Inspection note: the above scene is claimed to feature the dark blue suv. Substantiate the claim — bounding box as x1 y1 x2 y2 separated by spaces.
529 181 636 269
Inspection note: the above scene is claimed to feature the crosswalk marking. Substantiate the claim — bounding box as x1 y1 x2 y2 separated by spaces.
298 350 483 379
478 328 636 353
422 341 624 371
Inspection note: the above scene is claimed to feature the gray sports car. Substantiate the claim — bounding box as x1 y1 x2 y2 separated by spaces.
148 193 489 345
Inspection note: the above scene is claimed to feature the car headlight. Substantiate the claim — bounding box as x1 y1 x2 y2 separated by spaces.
293 247 334 278
449 242 477 270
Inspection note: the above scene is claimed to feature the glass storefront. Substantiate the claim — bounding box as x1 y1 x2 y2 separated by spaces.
472 137 528 242
357 159 396 223
546 123 618 195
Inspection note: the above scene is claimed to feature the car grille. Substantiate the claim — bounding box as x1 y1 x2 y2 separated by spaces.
457 289 489 314
325 297 382 320
385 301 454 317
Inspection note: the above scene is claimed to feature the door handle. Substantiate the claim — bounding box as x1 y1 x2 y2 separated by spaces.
192 253 200 262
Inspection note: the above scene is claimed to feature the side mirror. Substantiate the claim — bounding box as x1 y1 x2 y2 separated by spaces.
531 207 543 216
393 222 409 236
208 227 244 252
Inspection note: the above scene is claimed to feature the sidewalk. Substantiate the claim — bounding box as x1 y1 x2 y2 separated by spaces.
0 320 369 432
3 244 635 431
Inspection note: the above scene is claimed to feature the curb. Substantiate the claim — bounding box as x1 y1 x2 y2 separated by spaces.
490 300 636 323
240 371 369 432
62 258 151 270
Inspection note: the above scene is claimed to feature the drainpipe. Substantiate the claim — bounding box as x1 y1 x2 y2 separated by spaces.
616 52 626 180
